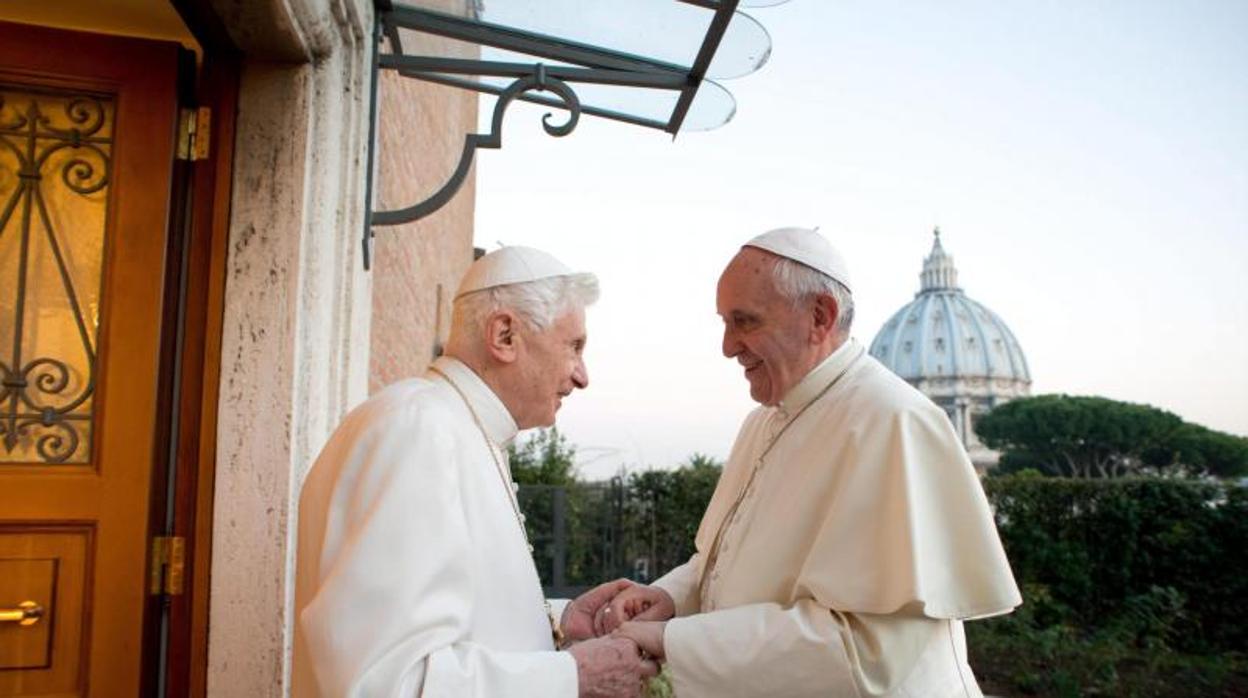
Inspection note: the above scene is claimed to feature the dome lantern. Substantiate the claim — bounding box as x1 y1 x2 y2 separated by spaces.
919 227 960 293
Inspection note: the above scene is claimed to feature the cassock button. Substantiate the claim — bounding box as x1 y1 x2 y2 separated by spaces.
519 513 527 524
511 483 520 494
527 544 535 553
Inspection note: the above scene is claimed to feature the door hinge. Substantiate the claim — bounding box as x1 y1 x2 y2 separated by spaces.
150 536 186 596
176 107 211 161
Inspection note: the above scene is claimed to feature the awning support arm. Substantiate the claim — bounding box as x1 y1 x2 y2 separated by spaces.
374 65 581 228
361 0 744 270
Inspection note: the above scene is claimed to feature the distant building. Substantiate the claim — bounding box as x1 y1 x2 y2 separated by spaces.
868 230 1031 471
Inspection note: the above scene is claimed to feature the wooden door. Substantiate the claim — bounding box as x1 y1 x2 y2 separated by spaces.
0 22 181 696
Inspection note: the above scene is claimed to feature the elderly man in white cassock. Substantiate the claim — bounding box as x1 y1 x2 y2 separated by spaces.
292 246 657 698
592 228 1022 697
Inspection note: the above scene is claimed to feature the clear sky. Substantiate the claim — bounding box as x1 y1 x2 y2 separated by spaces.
471 1 1248 480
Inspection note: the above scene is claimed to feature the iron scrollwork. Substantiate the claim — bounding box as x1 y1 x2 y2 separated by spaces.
361 9 587 268
0 88 111 464
372 65 582 227
359 1 753 269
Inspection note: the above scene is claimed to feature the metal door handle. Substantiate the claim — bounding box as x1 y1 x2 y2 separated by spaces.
0 601 43 626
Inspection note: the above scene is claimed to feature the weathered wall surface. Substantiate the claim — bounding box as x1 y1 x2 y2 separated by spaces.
369 16 478 392
207 0 374 695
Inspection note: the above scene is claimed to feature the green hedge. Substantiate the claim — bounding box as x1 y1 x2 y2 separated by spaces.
983 475 1247 654
970 475 1248 695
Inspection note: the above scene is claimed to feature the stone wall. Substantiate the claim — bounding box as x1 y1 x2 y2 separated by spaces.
209 25 377 694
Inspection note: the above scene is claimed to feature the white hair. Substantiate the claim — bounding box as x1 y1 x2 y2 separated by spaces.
771 256 854 334
451 273 599 341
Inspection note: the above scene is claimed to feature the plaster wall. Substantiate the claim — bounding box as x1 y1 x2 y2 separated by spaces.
206 0 375 695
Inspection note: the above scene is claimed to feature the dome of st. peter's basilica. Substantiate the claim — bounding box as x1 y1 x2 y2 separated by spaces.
868 229 1031 470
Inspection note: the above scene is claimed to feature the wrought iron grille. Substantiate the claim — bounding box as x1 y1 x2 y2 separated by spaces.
0 86 113 464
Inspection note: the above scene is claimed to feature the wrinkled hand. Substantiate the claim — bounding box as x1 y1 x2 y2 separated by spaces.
562 579 636 643
614 621 668 662
596 584 676 635
567 636 659 698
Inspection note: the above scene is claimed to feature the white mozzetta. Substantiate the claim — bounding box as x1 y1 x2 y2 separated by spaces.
653 339 1020 697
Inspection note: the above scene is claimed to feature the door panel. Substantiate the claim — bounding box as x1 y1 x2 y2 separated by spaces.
0 22 181 697
0 528 91 695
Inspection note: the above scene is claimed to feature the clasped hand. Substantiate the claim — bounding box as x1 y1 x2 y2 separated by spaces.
560 579 677 697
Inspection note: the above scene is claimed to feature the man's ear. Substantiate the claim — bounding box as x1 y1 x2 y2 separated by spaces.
485 310 520 363
810 293 839 343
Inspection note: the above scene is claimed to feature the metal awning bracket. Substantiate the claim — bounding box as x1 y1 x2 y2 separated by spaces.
362 0 763 270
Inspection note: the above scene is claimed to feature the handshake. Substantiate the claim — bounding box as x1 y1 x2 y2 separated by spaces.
559 579 677 698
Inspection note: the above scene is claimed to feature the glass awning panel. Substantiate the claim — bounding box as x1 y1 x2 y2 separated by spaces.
383 42 739 131
381 1 776 134
364 0 789 268
401 0 773 80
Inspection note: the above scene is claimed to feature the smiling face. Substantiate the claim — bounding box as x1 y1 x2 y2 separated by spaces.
511 307 589 429
717 248 828 406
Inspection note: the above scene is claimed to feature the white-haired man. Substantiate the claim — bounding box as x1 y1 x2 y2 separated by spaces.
292 247 655 697
595 228 1021 696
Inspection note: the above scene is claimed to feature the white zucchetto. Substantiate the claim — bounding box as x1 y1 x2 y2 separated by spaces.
745 227 853 294
455 246 578 299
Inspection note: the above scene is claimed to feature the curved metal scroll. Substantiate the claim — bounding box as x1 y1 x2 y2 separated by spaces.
0 90 109 464
370 68 582 226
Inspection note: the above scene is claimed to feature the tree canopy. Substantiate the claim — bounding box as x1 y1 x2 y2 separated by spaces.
974 394 1248 478
507 427 579 485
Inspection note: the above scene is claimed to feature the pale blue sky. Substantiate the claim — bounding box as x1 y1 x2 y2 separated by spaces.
472 1 1248 479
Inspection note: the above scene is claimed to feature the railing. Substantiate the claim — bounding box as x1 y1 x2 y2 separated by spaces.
518 481 701 599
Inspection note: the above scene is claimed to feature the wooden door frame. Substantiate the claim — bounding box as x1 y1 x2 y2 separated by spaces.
151 4 240 696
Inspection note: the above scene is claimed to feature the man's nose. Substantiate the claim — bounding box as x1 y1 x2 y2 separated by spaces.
572 356 589 389
722 327 740 359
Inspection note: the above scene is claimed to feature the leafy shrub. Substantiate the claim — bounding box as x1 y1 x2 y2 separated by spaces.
985 476 1248 654
971 476 1248 695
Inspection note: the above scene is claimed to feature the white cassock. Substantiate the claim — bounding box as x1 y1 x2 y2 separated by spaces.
291 357 577 697
653 339 1022 698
